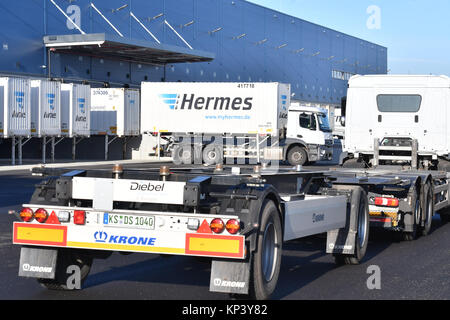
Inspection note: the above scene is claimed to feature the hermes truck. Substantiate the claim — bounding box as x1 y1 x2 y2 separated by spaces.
140 82 333 166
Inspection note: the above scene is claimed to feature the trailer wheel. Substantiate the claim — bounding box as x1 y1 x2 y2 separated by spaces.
403 187 421 241
37 249 93 290
287 146 308 166
334 186 369 265
249 200 283 300
421 182 434 236
202 144 223 165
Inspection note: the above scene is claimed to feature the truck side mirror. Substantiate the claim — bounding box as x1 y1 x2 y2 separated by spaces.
340 116 346 127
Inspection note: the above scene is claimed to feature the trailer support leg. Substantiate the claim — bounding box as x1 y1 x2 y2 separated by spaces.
105 135 118 161
18 137 22 165
11 137 16 165
105 135 108 161
257 134 261 164
51 137 55 163
373 138 379 167
72 137 85 161
42 137 46 164
412 139 418 169
72 137 76 161
157 132 161 160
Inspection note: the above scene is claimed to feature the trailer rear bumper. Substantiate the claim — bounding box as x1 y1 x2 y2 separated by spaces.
12 207 246 260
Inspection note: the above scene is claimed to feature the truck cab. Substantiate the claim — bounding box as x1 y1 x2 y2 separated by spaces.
283 103 334 165
341 75 450 169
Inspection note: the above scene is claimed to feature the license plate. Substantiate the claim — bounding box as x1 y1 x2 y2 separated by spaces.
103 213 155 230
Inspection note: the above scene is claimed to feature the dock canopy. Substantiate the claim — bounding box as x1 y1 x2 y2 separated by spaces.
43 33 215 65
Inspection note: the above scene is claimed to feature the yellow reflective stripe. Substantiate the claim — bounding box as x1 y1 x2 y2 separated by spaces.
16 226 64 243
188 237 241 254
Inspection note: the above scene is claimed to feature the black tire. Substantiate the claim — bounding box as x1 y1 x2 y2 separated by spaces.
421 182 434 236
342 158 366 168
403 186 421 241
37 249 93 290
287 146 308 166
249 200 283 300
334 186 369 265
202 144 223 165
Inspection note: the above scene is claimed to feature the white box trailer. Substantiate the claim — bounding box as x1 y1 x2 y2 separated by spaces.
0 77 31 138
141 82 332 166
90 88 140 137
342 75 450 169
61 83 91 137
30 80 61 137
141 82 288 136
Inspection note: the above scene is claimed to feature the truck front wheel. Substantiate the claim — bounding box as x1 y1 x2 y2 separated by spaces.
287 146 308 166
249 200 283 300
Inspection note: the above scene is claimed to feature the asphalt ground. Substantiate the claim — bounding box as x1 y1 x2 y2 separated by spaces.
0 148 449 303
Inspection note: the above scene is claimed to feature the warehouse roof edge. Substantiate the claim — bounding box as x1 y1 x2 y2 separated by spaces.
43 33 215 66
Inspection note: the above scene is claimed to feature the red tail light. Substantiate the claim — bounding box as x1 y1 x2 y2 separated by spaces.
20 207 34 222
374 197 399 207
210 218 225 234
34 208 48 223
74 210 86 225
225 219 240 234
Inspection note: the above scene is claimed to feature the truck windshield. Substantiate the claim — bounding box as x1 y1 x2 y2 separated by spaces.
317 113 332 132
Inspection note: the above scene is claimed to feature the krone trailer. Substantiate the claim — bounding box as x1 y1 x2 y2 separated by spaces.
12 164 374 299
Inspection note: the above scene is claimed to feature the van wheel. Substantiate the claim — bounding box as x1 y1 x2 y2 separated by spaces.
287 146 308 166
249 200 283 300
37 249 93 290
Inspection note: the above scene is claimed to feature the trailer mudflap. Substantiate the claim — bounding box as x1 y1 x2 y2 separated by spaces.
19 247 58 279
326 229 356 255
209 259 250 295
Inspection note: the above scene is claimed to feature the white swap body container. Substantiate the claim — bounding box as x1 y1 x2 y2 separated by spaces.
30 80 61 137
140 82 290 136
61 83 91 137
0 77 31 138
90 88 140 136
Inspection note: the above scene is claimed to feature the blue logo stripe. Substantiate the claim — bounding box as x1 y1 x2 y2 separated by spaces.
159 94 178 99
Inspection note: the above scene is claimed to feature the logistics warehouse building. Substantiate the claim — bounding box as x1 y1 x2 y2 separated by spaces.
0 0 387 159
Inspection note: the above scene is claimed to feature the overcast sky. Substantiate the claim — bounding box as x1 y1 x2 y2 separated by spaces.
248 0 450 75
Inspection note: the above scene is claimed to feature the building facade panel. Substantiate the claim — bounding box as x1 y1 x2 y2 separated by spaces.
0 0 387 105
